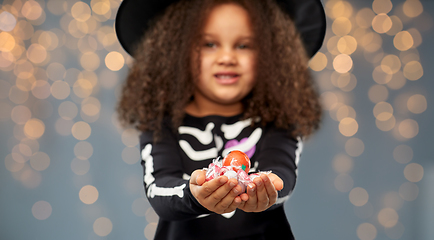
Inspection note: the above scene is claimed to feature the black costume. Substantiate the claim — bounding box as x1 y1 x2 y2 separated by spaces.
140 114 303 240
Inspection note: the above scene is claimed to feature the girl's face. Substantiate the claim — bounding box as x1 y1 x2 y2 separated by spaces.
189 3 257 116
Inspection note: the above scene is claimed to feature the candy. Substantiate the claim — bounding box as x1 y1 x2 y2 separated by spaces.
222 150 251 173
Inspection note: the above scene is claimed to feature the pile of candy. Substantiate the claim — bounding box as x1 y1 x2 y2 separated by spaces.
204 150 270 194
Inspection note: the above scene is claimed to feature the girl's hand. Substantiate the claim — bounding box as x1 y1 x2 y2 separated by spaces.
189 169 244 214
237 173 283 212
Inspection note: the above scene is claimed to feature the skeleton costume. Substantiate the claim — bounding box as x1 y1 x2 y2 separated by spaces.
140 114 301 239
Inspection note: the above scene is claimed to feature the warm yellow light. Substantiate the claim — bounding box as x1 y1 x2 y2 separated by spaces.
357 223 377 240
372 13 392 34
71 121 91 140
345 138 364 157
356 8 376 28
105 51 125 71
407 94 427 114
309 52 327 71
122 128 140 147
73 78 93 98
79 185 99 204
74 141 93 160
378 208 399 228
373 102 393 121
403 60 423 81
376 115 396 132
31 80 51 99
0 32 16 52
24 118 45 139
393 144 413 164
381 55 401 74
21 0 43 21
368 84 388 103
403 0 423 18
349 187 369 206
372 0 393 14
386 16 403 36
71 2 92 22
32 201 52 220
91 0 112 15
337 35 357 55
80 52 100 71
29 152 50 171
404 163 424 182
332 17 352 36
339 117 358 137
81 97 101 117
334 174 354 192
394 31 414 51
399 182 418 201
93 217 113 237
333 54 353 73
51 81 70 100
0 11 17 32
11 105 32 125
332 154 354 173
398 119 419 139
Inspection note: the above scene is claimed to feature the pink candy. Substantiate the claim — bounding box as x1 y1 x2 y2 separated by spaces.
204 157 271 195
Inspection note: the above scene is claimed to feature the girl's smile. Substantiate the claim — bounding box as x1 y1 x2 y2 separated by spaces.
187 3 257 117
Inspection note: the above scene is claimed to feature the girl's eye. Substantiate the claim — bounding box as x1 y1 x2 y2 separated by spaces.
204 42 216 48
238 44 249 49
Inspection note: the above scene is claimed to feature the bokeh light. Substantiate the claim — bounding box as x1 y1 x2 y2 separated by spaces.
398 182 419 201
93 217 112 237
403 163 424 182
79 185 99 205
349 187 369 206
32 200 52 220
357 223 377 240
378 208 399 228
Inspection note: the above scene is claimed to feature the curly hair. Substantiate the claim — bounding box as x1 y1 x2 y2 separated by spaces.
117 0 322 140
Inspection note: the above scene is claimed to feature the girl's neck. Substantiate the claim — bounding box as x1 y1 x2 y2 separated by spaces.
185 99 243 117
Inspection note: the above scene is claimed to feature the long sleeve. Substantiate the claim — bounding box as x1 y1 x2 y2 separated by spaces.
139 121 212 221
253 126 302 210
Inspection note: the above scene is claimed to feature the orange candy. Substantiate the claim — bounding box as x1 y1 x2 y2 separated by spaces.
222 150 251 173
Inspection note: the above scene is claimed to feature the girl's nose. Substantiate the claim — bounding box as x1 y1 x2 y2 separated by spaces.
217 49 237 66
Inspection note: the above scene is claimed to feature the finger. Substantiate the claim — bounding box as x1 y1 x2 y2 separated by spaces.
268 173 284 191
262 174 278 206
212 179 240 213
221 186 243 213
198 176 228 199
241 183 258 212
190 170 206 186
254 176 269 211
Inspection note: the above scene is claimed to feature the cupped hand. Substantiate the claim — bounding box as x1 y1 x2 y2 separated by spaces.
237 173 283 212
189 169 244 214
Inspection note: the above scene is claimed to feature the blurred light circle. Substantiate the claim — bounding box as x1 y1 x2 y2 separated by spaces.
105 51 125 71
31 80 51 99
398 119 418 139
74 141 93 160
345 138 364 157
71 158 90 175
58 101 78 120
79 185 99 204
387 71 406 90
357 223 377 240
93 217 113 237
0 11 17 31
368 84 388 103
403 0 423 18
122 128 139 147
80 52 100 71
146 208 160 223
144 222 158 240
373 102 393 121
32 201 52 220
71 121 91 140
320 91 339 110
403 61 423 81
132 198 149 217
399 182 418 201
11 152 26 163
91 0 112 15
356 8 376 28
381 55 401 74
385 221 405 239
11 105 32 125
20 139 38 157
5 154 25 172
407 94 427 114
122 147 140 165
333 154 354 173
51 81 70 100
38 31 59 51
372 0 393 14
339 117 358 137
71 2 92 22
81 97 101 117
46 62 66 81
30 152 50 171
373 65 392 84
337 36 357 55
20 168 42 189
334 174 354 192
336 105 356 122
27 43 47 64
376 115 396 132
333 54 353 73
9 85 29 104
73 78 93 98
24 118 45 139
386 16 403 36
332 17 352 36
327 36 340 55
0 31 16 52
408 28 422 48
21 0 43 20
394 31 414 51
372 13 392 33
404 163 424 182
378 208 399 228
308 52 327 72
349 187 369 206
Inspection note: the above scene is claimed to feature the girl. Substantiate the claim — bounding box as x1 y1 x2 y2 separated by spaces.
116 0 325 239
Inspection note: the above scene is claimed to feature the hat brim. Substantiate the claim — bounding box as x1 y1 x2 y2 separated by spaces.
115 0 326 58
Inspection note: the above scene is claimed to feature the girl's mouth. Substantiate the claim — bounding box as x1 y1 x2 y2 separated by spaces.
214 74 240 84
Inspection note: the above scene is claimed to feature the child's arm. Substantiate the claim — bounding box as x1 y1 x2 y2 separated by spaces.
237 127 301 212
140 121 216 221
